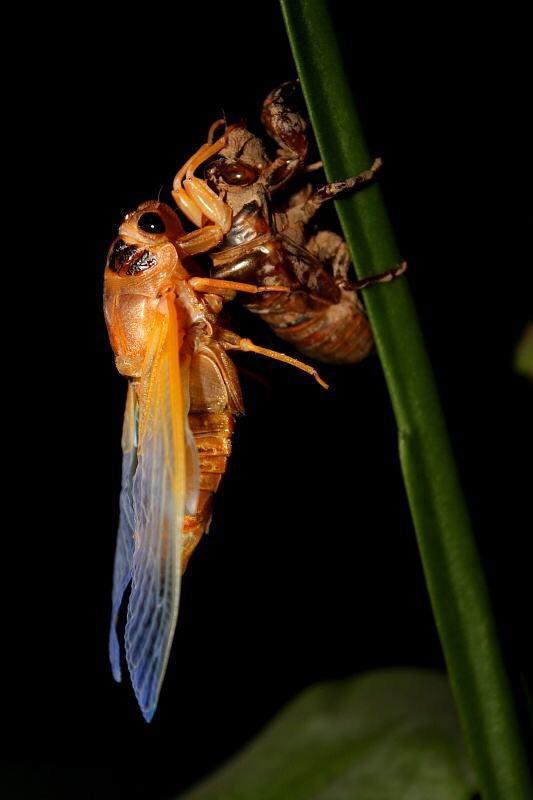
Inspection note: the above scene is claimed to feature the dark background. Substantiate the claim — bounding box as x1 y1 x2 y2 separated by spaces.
4 2 531 798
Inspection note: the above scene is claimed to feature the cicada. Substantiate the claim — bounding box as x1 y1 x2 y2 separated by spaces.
104 138 326 720
172 82 406 365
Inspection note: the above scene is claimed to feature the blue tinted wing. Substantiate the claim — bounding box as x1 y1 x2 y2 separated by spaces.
124 298 195 721
109 383 138 682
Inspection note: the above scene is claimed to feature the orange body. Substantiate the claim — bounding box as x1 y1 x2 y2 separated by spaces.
104 201 242 572
107 143 330 722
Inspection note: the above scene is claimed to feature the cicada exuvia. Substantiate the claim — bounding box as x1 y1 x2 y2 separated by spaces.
172 83 407 364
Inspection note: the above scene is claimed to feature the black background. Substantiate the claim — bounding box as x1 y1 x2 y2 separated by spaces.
4 2 531 798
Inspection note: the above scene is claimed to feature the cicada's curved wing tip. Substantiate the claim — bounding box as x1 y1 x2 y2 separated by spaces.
142 706 156 723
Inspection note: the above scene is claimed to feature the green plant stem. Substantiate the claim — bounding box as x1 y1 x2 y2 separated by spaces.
280 2 532 798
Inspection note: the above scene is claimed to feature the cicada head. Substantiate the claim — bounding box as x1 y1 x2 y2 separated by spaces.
104 201 187 377
107 201 185 277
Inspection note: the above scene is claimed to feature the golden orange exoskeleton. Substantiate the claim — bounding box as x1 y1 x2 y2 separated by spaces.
172 83 407 365
104 156 328 720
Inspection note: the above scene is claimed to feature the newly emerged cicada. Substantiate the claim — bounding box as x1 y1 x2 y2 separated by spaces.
104 136 327 720
173 83 406 364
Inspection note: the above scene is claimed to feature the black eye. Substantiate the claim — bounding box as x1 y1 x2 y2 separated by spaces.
138 211 166 234
219 161 259 186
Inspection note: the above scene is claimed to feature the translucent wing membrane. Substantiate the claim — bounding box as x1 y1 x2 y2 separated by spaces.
109 296 198 721
109 384 138 681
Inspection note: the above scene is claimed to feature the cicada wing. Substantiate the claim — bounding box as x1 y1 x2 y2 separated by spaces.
124 296 199 721
109 383 138 682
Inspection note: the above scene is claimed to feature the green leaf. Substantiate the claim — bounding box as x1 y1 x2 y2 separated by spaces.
279 2 533 799
513 323 533 380
180 670 477 800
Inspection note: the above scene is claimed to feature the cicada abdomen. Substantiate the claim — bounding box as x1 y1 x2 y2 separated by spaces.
183 342 243 569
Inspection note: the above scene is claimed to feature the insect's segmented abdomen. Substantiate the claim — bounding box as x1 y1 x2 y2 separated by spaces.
212 229 374 365
262 293 374 365
181 412 235 572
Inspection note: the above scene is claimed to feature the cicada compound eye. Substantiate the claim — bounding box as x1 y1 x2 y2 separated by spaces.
137 211 166 235
132 202 185 242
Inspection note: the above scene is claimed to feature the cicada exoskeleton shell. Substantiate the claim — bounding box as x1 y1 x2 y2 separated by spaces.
175 84 406 364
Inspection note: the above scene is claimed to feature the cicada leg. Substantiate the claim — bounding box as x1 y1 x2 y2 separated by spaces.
176 226 226 258
172 134 233 256
307 232 408 291
261 81 308 188
188 276 289 300
339 261 408 292
306 230 353 286
217 328 329 390
283 158 383 230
